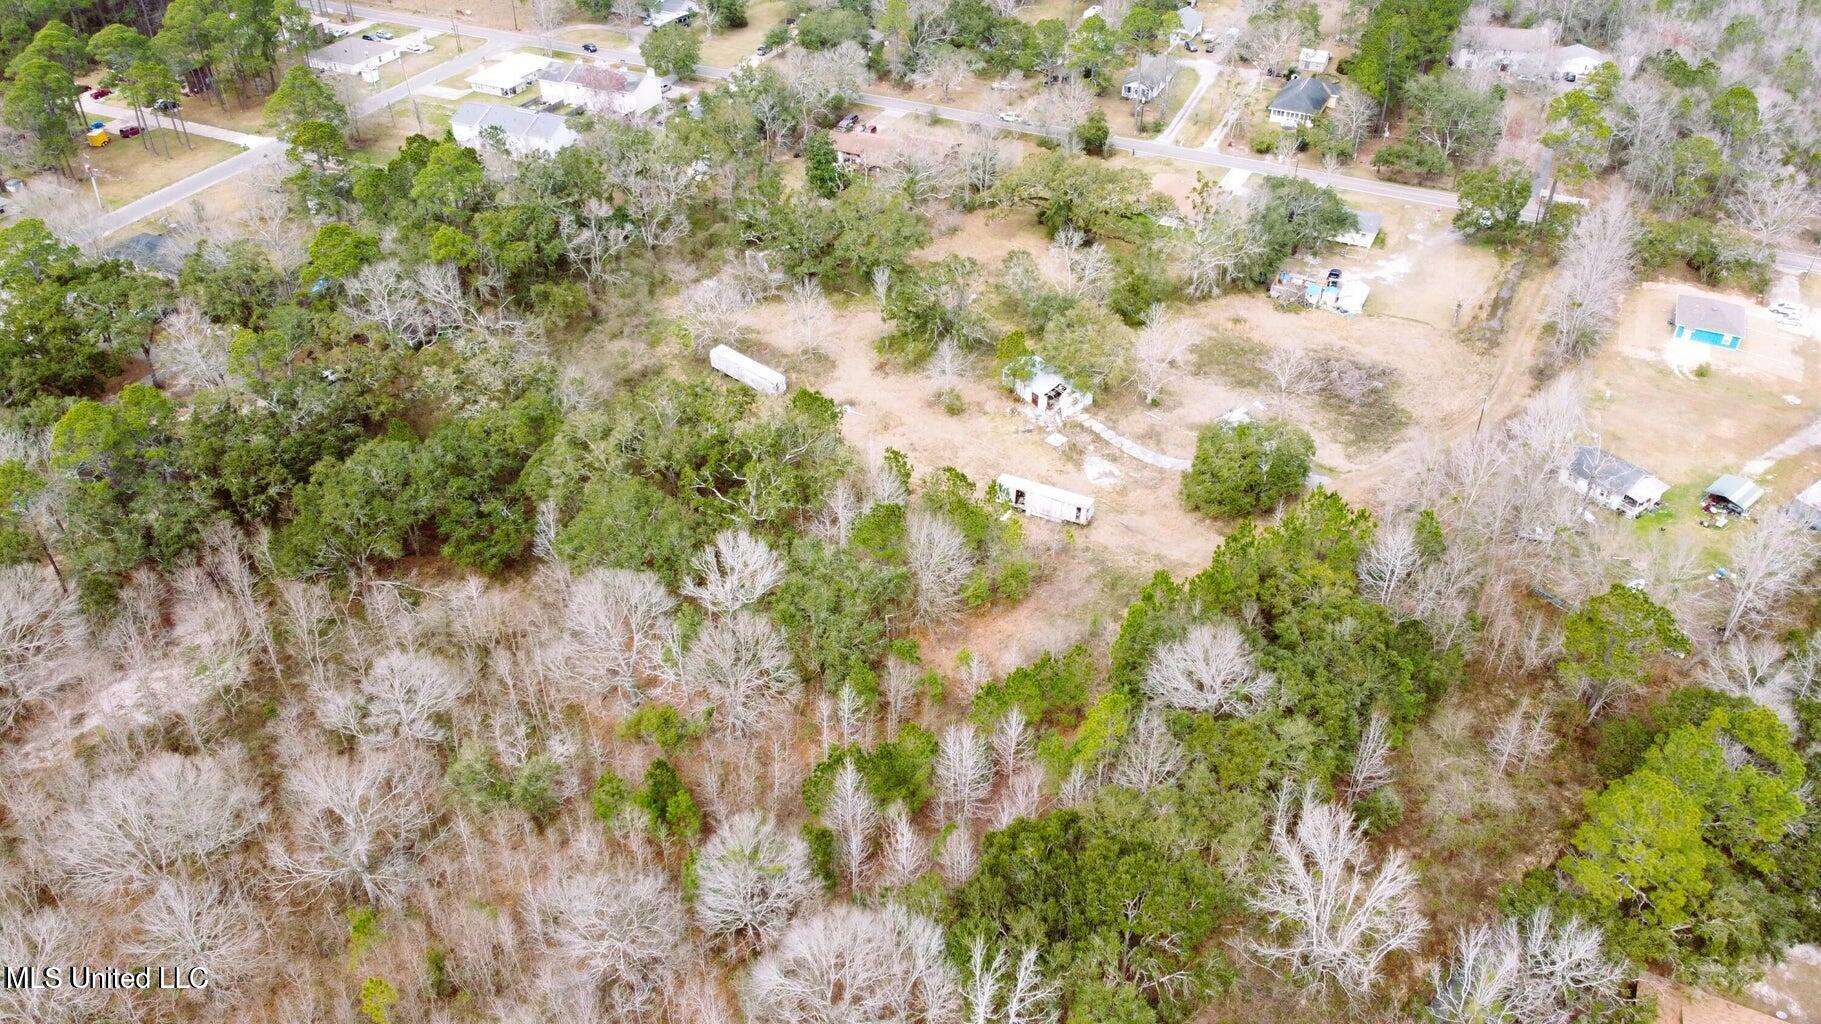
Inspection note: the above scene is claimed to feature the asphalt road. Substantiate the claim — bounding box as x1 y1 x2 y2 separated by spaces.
92 7 1820 274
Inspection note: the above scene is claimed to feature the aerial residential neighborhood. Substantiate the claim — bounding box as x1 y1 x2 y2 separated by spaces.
1 0 1820 1020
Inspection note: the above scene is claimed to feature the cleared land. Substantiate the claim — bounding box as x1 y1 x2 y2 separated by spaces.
77 130 244 208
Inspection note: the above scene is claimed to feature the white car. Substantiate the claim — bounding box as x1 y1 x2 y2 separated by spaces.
403 42 430 53
373 28 394 39
998 110 1023 123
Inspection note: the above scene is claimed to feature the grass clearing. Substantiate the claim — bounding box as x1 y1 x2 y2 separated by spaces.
699 0 789 67
351 98 456 163
560 26 634 48
79 130 242 208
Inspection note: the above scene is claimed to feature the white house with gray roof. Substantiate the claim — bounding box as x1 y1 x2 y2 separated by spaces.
308 36 400 75
449 102 579 157
1266 77 1339 126
537 61 664 116
1562 446 1669 517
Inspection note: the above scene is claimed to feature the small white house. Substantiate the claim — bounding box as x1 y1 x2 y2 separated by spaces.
1005 357 1092 416
537 61 664 116
308 36 400 75
709 344 786 396
449 101 580 156
466 52 551 96
1265 77 1338 127
1330 210 1383 248
1562 445 1669 517
1554 43 1607 79
996 474 1095 526
644 0 699 27
1297 47 1330 71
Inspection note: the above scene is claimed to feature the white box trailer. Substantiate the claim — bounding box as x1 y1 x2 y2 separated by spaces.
709 344 786 396
995 473 1094 526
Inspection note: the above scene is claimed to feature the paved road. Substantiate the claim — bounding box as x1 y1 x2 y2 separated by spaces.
94 6 1821 274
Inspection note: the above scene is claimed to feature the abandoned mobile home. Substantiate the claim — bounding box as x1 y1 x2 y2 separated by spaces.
995 474 1095 526
1562 445 1669 517
1004 357 1093 416
708 344 787 396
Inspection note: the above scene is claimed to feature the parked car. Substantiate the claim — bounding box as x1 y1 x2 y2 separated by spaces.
755 44 770 55
403 42 429 53
836 113 860 131
373 28 394 39
119 124 143 138
998 110 1023 123
1326 268 1342 285
361 33 375 41
153 99 180 111
581 42 599 52
89 87 112 99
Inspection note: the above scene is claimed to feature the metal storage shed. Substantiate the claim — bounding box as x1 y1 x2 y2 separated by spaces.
1792 480 1821 530
1704 474 1766 515
995 474 1094 525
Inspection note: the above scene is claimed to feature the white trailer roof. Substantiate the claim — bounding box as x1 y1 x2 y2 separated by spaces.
995 474 1095 510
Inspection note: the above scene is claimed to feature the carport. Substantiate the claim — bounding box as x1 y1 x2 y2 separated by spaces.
1704 474 1766 516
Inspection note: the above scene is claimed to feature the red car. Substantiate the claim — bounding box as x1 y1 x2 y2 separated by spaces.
119 124 143 138
89 87 111 99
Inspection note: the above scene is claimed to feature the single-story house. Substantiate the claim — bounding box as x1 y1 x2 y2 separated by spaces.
1121 56 1176 102
1297 47 1330 71
1562 445 1669 517
1174 6 1203 40
107 231 191 276
449 101 579 156
466 52 551 97
1004 357 1092 416
995 474 1094 526
1451 22 1556 75
709 345 786 396
1704 474 1767 516
537 61 664 116
643 0 698 27
308 36 400 75
1330 209 1383 248
834 125 961 172
1791 480 1821 530
1266 77 1338 127
1554 43 1607 79
1673 294 1747 349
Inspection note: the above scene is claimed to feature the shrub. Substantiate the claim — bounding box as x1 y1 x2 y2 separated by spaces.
1182 418 1314 519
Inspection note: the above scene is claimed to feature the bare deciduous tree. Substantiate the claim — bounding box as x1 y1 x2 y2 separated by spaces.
693 810 819 948
532 868 687 1017
825 760 878 889
678 273 752 351
683 529 786 614
1345 712 1393 800
962 938 1060 1024
1542 191 1640 367
1131 304 1195 405
1113 710 1185 793
936 722 994 823
1359 520 1422 606
745 904 961 1024
129 878 268 999
1252 786 1427 1000
784 277 836 353
555 568 679 696
912 46 974 101
0 565 82 729
880 805 928 887
1177 188 1261 298
1143 621 1274 714
357 649 470 744
680 611 799 735
1430 909 1624 1024
1721 511 1820 641
1705 636 1798 721
1488 698 1554 775
270 750 436 907
907 510 975 622
0 906 105 1023
49 749 267 899
990 706 1030 773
